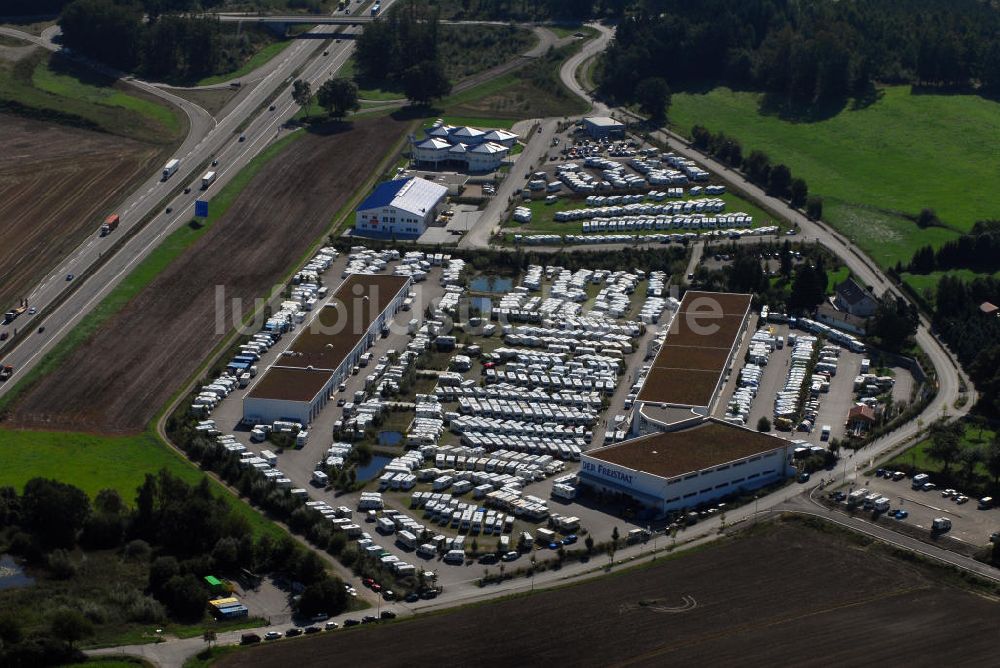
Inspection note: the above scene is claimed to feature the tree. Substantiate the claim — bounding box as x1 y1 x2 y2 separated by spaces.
94 488 124 515
726 253 766 293
916 208 940 228
959 447 983 486
402 59 451 105
584 534 595 554
203 630 217 649
49 609 93 645
292 79 313 118
298 577 350 617
927 425 962 474
611 526 620 548
757 417 771 432
634 76 671 121
869 295 918 351
767 164 792 198
743 150 771 186
985 438 1000 489
161 574 208 620
806 196 823 220
59 0 143 71
789 178 808 208
316 78 360 119
21 478 91 548
0 613 24 647
788 265 825 312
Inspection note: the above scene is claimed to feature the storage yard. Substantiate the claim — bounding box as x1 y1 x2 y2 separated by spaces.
6 117 411 433
218 520 1000 667
0 114 161 309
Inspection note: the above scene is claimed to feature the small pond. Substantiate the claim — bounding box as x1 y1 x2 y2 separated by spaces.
377 430 403 447
469 276 514 293
355 454 394 483
0 554 34 591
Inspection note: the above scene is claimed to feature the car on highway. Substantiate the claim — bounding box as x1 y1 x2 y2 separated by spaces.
269 104 276 111
211 159 219 166
27 307 36 315
264 631 282 640
37 326 45 334
0 332 7 341
65 274 74 281
323 50 329 56
239 134 246 142
165 207 172 214
184 186 191 194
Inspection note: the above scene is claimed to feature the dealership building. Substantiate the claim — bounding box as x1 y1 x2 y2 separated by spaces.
580 419 795 515
354 176 448 239
243 273 410 425
411 122 518 173
577 290 794 515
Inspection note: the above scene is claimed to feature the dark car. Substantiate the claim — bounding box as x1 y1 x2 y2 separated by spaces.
478 553 498 565
404 593 419 603
361 615 378 624
419 589 438 600
184 186 191 194
66 274 74 281
562 534 578 545
343 618 361 627
37 326 45 334
303 626 320 634
285 628 303 637
241 633 261 645
380 610 396 619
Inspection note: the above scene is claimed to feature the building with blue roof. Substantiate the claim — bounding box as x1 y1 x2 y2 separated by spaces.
355 176 448 238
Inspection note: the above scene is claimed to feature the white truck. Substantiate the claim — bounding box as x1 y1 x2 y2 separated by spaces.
162 158 180 180
201 171 217 190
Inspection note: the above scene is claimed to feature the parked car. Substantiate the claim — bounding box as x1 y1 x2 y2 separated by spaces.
380 610 396 619
303 626 320 634
324 621 339 631
264 631 282 640
562 534 578 545
285 628 303 637
478 553 498 564
502 551 520 561
361 615 378 624
343 619 360 627
404 592 419 603
241 633 261 644
382 590 395 601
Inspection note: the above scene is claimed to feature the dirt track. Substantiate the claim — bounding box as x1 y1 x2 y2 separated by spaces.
0 114 159 309
8 117 410 433
219 520 1000 667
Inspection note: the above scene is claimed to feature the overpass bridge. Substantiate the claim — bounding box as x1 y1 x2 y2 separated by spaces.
215 13 374 25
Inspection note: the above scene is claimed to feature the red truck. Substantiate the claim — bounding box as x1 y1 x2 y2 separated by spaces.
100 214 120 236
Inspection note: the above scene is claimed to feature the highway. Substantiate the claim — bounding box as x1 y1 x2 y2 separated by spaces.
0 1 395 395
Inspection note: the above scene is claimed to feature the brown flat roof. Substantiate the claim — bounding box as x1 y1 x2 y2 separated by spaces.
247 273 409 403
247 366 334 403
587 419 789 480
637 291 751 407
282 274 409 370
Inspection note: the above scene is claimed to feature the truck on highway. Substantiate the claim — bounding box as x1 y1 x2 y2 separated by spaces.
0 365 13 381
201 171 217 190
162 158 180 180
3 299 28 324
100 214 120 236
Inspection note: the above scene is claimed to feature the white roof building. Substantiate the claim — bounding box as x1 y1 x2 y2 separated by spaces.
354 177 448 238
411 121 518 173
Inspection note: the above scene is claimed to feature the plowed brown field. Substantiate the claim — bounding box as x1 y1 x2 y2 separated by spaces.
0 114 159 309
8 117 410 433
220 520 1000 668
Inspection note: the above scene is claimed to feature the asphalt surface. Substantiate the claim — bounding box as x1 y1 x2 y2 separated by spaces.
0 0 397 395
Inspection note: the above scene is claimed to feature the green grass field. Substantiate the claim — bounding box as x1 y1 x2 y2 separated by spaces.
0 49 184 143
902 269 1000 304
886 421 997 485
668 85 1000 269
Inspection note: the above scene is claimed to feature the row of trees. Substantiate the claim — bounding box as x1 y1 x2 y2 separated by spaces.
922 421 1000 492
353 4 451 105
59 0 258 80
599 0 1000 107
905 220 1000 275
930 275 1000 415
689 125 822 219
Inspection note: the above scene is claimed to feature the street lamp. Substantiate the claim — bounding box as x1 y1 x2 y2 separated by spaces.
753 495 759 523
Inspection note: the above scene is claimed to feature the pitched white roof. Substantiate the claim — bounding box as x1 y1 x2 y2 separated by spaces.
417 138 451 150
428 125 455 138
448 143 469 154
451 126 486 139
470 141 508 154
482 129 518 142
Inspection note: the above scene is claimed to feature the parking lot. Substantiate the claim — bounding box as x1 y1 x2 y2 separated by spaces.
843 472 1000 546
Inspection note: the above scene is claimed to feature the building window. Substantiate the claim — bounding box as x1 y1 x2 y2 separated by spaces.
716 465 730 471
684 473 698 480
683 492 696 498
731 477 744 484
764 451 776 458
748 473 760 479
732 461 745 467
700 488 712 494
715 482 728 489
749 456 761 462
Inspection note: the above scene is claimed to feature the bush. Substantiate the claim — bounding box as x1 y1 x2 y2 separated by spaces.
757 417 772 432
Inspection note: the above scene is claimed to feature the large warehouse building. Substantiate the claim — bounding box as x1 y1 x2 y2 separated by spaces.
354 177 448 239
243 273 411 425
577 290 793 516
580 419 795 515
633 291 752 434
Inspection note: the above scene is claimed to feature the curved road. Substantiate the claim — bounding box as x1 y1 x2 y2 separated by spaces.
0 1 397 394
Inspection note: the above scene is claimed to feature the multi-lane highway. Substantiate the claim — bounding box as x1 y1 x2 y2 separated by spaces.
0 2 395 393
